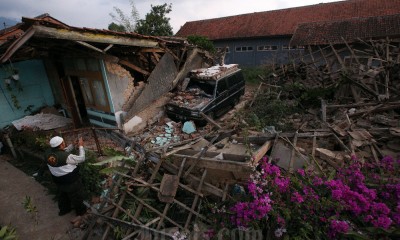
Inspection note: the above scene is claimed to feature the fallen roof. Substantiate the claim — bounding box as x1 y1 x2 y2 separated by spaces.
0 14 186 63
290 13 400 46
190 64 239 80
175 0 400 40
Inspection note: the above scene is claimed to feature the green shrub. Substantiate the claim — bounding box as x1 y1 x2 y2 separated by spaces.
242 66 273 85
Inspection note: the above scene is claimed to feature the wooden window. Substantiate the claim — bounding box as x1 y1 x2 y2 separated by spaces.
258 45 278 51
64 58 110 112
79 77 110 112
235 46 253 52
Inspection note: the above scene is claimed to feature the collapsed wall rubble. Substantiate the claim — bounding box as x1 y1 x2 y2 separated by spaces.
3 35 399 239
77 38 400 239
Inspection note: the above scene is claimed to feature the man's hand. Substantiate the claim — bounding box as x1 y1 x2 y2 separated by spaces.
78 137 84 147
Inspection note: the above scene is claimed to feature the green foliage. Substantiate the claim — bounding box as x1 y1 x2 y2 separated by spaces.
135 3 173 36
108 22 126 32
0 225 17 240
241 67 273 85
80 150 105 199
187 35 215 53
109 0 139 32
11 130 50 152
10 94 21 109
245 96 299 131
284 82 335 108
22 196 38 224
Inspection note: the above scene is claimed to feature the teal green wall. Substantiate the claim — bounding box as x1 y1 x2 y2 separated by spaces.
0 60 54 128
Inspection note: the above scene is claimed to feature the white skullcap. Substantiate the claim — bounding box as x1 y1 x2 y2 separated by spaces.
50 136 64 148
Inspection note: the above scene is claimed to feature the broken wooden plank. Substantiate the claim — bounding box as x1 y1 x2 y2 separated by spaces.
184 170 207 229
157 159 186 230
162 161 224 198
173 154 252 172
234 132 332 145
321 99 327 122
200 112 222 129
251 140 272 165
119 59 150 76
315 148 344 169
289 131 299 173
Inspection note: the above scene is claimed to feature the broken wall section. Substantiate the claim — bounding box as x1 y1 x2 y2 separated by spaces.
120 49 208 135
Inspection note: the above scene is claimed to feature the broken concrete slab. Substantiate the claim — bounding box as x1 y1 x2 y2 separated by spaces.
11 113 72 131
270 141 307 171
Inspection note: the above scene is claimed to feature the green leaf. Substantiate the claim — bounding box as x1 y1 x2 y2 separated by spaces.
328 169 336 180
91 155 132 166
0 226 8 237
99 166 130 175
344 231 369 240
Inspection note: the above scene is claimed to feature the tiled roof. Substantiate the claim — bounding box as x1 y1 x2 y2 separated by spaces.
290 13 400 46
175 0 400 40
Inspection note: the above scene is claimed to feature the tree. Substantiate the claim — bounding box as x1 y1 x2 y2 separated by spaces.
135 3 173 36
187 35 216 53
108 22 126 32
109 0 139 32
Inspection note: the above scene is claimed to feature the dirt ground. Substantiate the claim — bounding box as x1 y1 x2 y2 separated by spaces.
0 154 86 240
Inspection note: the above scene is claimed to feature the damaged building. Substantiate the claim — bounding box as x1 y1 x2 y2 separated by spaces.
175 0 400 66
0 14 211 133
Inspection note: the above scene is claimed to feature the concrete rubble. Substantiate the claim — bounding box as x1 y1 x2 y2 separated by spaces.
1 37 400 239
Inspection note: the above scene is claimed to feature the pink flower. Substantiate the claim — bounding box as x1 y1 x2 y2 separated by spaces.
329 220 349 238
297 169 305 177
291 191 304 203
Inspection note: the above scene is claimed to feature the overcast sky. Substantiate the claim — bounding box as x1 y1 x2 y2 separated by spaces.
0 0 341 34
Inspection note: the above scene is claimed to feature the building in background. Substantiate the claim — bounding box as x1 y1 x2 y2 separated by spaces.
176 0 400 67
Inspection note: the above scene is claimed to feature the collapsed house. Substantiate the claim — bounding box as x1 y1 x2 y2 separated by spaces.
72 11 400 239
1 9 400 240
0 14 212 133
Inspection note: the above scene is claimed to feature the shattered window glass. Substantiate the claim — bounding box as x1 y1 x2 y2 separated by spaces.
187 79 216 97
217 79 228 95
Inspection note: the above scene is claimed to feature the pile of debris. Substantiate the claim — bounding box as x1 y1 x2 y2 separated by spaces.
77 38 400 239
3 36 399 239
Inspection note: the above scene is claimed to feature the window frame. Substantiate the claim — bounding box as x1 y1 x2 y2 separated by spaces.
235 46 254 52
257 45 278 51
64 58 111 112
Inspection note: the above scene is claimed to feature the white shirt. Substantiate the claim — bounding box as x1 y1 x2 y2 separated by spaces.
48 145 85 177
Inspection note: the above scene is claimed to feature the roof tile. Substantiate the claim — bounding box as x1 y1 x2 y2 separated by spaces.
176 0 400 40
290 13 400 45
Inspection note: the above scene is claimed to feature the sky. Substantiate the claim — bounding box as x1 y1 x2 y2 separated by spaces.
0 0 341 34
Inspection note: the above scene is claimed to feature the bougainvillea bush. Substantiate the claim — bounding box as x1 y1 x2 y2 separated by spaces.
205 155 400 239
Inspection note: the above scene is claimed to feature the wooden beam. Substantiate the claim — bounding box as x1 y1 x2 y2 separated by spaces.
76 40 104 53
289 131 299 173
119 59 150 76
200 112 222 129
32 25 159 47
0 27 36 63
172 154 253 172
251 140 272 164
103 44 114 52
140 48 164 53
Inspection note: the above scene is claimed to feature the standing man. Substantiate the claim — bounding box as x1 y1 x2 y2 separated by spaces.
45 136 87 216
